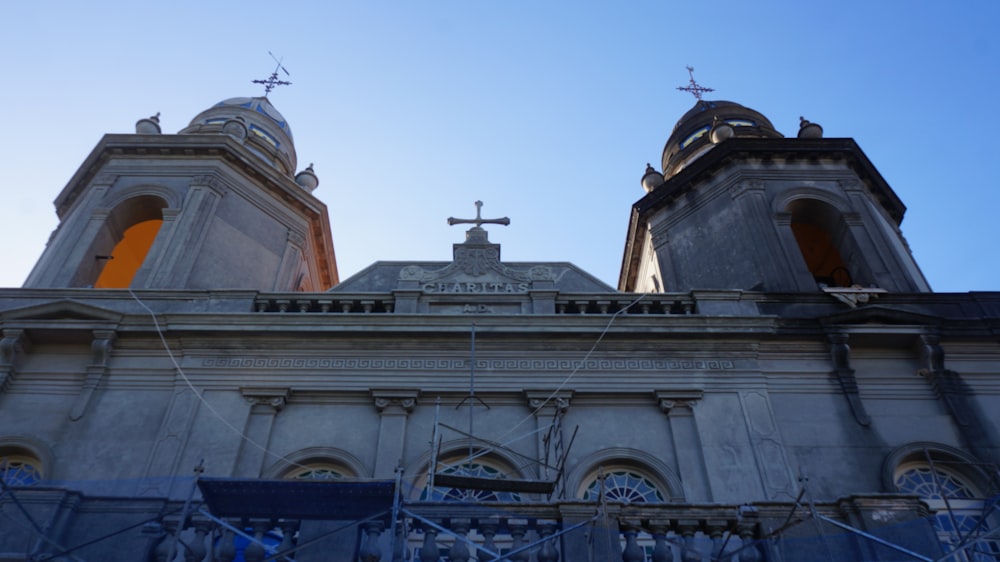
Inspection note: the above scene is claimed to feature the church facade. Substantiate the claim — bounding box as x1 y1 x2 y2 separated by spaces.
0 93 997 561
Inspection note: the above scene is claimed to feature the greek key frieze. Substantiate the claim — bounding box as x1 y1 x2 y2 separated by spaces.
200 357 735 371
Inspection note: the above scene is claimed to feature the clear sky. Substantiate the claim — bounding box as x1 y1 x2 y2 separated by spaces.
2 1 997 292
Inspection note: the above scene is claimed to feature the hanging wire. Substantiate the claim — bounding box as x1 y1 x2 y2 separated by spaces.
128 288 313 473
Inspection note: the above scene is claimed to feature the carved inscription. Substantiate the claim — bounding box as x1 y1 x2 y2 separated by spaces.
424 281 529 293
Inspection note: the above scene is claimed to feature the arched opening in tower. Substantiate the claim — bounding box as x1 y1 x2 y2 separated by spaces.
787 199 855 287
94 219 163 288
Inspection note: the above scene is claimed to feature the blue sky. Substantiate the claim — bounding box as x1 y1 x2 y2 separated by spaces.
2 1 997 291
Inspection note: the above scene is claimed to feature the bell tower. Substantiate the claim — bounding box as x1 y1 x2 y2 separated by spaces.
620 99 930 294
24 97 338 291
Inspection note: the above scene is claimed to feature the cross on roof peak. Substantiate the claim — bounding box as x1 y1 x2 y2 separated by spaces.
252 51 292 97
447 200 510 230
677 66 714 101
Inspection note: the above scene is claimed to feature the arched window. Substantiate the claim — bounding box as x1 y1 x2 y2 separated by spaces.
0 454 43 487
420 454 523 502
284 463 347 481
91 195 167 288
579 466 668 504
893 456 1000 560
787 198 859 287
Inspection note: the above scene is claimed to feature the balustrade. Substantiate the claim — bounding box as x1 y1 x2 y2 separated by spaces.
618 516 764 562
145 517 300 562
141 505 766 561
253 293 696 316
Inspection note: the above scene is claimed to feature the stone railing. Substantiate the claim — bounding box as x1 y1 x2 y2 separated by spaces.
554 295 695 315
350 502 764 562
144 515 301 562
252 293 697 316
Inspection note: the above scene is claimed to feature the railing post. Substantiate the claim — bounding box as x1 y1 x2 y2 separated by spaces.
537 520 560 562
508 518 530 562
448 518 471 562
678 520 702 562
648 519 673 562
478 517 499 562
621 520 645 562
359 521 385 562
216 526 237 562
418 521 440 562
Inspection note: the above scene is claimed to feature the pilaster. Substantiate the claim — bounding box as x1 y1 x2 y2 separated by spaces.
525 391 571 484
657 390 711 501
371 389 418 478
0 329 31 393
232 388 289 478
146 175 226 288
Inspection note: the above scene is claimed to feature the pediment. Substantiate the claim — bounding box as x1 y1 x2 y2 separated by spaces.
0 299 124 324
819 304 941 327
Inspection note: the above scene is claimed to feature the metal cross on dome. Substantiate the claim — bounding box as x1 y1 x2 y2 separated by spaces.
447 201 510 229
677 66 714 100
252 51 292 96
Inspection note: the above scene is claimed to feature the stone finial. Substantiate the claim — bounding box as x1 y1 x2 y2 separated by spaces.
222 116 248 141
641 163 665 193
709 115 734 144
797 116 823 139
295 163 319 192
135 112 161 134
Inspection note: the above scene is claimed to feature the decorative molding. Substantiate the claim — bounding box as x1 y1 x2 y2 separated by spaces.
0 329 31 393
729 179 765 200
190 175 227 195
91 174 117 187
822 286 887 308
69 330 118 422
649 224 670 248
826 332 871 426
839 179 865 192
287 229 306 247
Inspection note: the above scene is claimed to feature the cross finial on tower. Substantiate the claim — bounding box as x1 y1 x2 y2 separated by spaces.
677 66 714 101
447 200 511 229
252 51 292 97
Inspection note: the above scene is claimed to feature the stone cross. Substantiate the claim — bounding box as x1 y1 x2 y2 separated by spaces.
447 201 510 229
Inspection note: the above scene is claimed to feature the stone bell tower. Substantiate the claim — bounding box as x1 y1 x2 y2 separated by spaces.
24 97 338 291
620 99 930 294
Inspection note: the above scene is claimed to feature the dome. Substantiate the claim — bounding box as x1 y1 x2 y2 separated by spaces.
180 97 296 175
661 100 782 177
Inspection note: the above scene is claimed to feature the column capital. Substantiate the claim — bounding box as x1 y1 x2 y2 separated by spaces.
656 389 703 415
372 389 419 414
524 390 571 413
241 387 290 412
